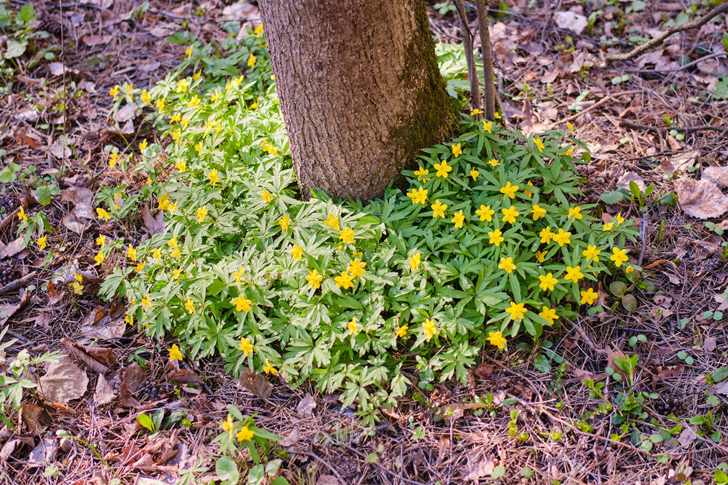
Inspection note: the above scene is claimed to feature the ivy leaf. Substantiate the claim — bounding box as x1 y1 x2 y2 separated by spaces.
533 354 550 373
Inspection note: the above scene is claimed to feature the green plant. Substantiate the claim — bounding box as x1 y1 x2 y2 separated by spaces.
86 28 639 421
610 353 638 386
137 409 165 434
0 328 62 427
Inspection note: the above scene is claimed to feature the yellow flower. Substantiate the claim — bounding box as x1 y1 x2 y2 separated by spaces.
335 271 354 289
173 269 182 280
260 190 273 203
339 227 356 244
407 186 428 205
255 24 264 36
422 319 438 341
37 236 47 250
562 147 573 156
153 248 162 263
534 137 545 152
96 208 110 222
396 325 408 338
603 221 614 231
141 89 151 105
233 267 244 286
193 70 201 81
583 245 600 262
470 108 482 116
207 169 220 184
185 298 195 314
168 237 178 248
158 194 171 211
188 96 200 109
261 140 278 155
580 288 598 305
222 414 234 438
568 206 583 220
348 259 366 278
127 244 137 262
195 141 203 154
523 181 535 197
625 266 635 274
239 338 254 356
196 206 208 223
567 121 575 132
539 306 559 325
290 245 303 261
488 229 504 246
306 269 324 289
539 227 554 244
156 98 165 111
263 358 278 375
564 266 584 283
279 215 292 232
180 117 189 129
487 158 499 167
538 273 558 292
535 250 546 263
74 273 84 283
176 79 188 93
431 200 447 218
498 257 516 274
483 120 492 133
531 205 546 221
134 262 145 273
347 317 358 336
323 214 340 231
94 251 105 266
501 206 519 224
109 85 119 97
552 228 571 247
170 202 179 217
616 213 625 226
451 210 465 228
72 280 83 295
487 331 506 350
500 181 519 198
414 166 430 181
505 302 526 321
141 294 152 308
168 344 183 361
17 206 27 222
451 143 462 158
476 205 494 222
610 247 628 267
139 139 148 152
237 426 255 442
409 253 421 271
352 250 363 259
247 54 256 68
470 168 479 181
125 313 134 326
232 295 252 312
495 112 501 119
185 46 193 59
170 113 181 124
434 159 453 178
109 152 119 169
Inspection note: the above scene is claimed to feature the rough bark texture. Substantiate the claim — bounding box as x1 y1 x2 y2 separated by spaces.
259 0 456 201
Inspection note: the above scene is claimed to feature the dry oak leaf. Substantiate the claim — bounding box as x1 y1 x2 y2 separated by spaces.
702 166 728 188
675 178 728 219
39 356 89 405
237 368 272 398
296 393 316 418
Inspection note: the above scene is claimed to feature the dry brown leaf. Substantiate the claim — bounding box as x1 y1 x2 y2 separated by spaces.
141 203 165 235
552 11 587 35
93 374 116 405
237 368 272 398
39 357 89 405
121 363 147 394
21 403 52 435
28 436 59 467
473 363 494 380
296 394 316 418
167 369 204 385
675 178 728 219
0 288 31 325
464 458 496 483
61 338 113 374
677 426 698 448
0 237 24 259
702 166 728 188
616 171 646 192
704 337 717 352
82 34 111 46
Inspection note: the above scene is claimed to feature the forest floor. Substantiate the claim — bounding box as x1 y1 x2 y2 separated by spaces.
1 0 728 484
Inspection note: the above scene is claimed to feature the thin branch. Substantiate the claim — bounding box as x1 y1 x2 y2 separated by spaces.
474 0 495 119
604 2 728 64
454 0 480 111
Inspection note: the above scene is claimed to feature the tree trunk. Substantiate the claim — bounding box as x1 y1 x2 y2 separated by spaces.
259 0 456 201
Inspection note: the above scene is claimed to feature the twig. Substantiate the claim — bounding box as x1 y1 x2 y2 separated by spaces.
0 274 34 296
622 52 726 74
604 2 728 64
544 96 613 129
454 0 480 111
620 120 728 135
287 450 345 484
638 213 648 267
0 207 20 232
474 0 495 119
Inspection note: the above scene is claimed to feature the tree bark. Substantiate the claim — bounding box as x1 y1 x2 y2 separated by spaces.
259 0 456 201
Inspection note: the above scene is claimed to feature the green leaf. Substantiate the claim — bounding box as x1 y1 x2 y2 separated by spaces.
215 457 239 482
34 184 61 206
492 465 506 479
271 478 290 485
621 294 637 312
137 413 155 432
609 281 627 297
712 367 728 383
533 354 550 373
600 190 625 205
18 3 36 22
4 40 27 59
